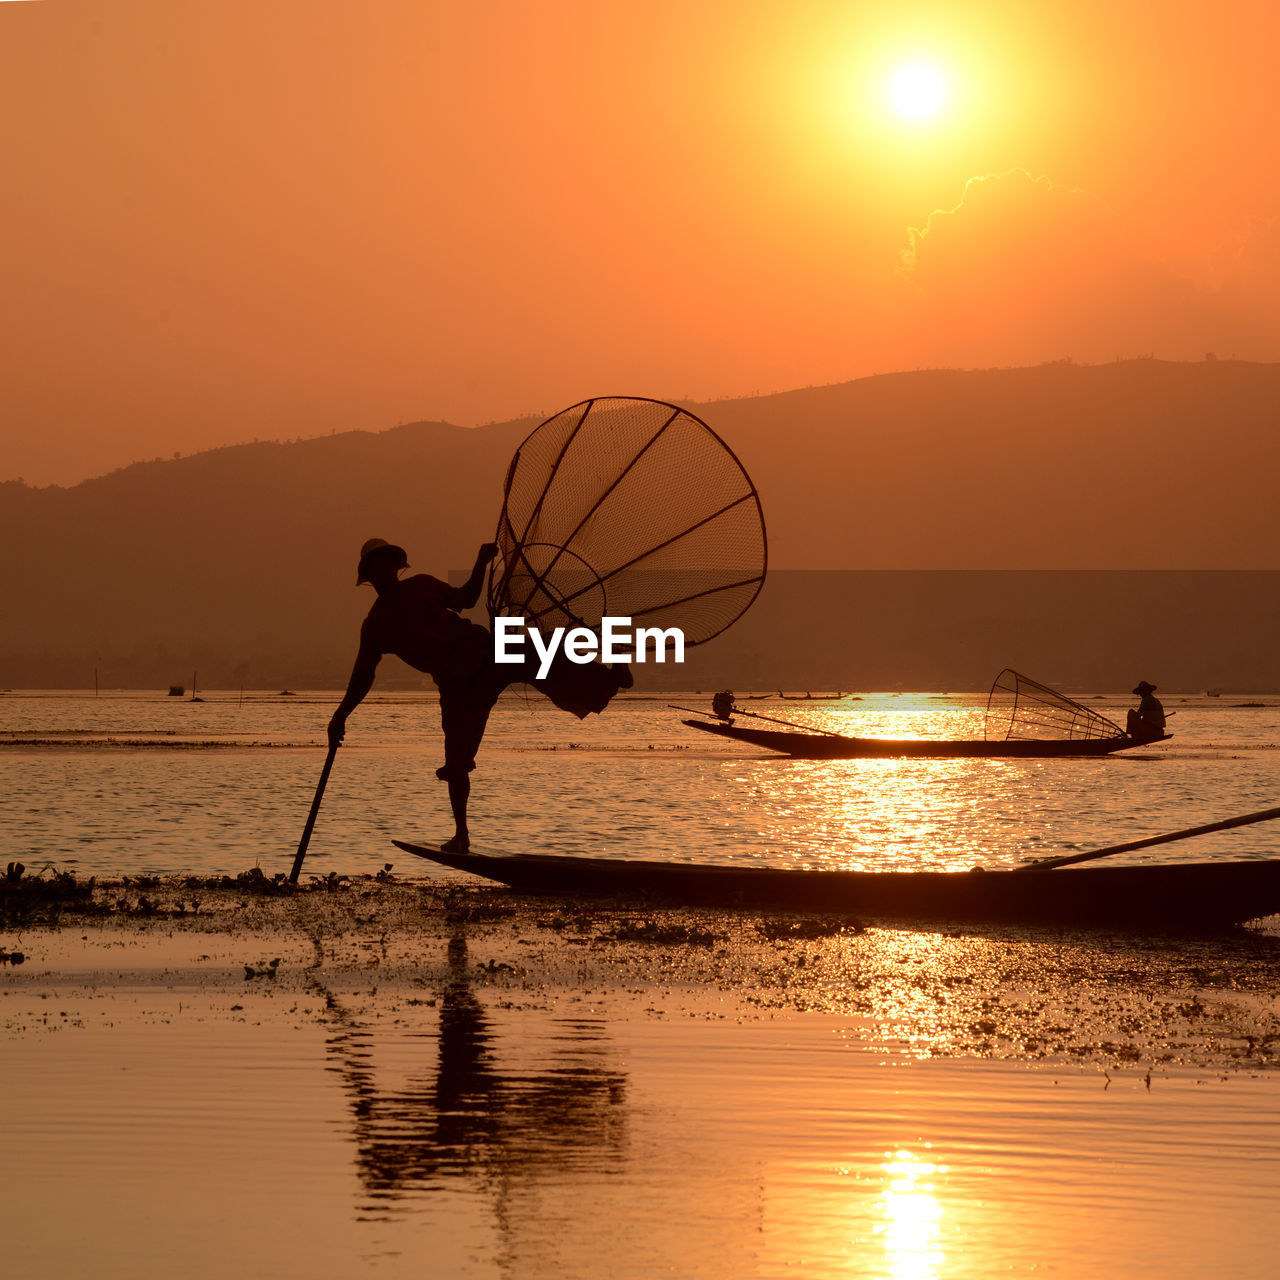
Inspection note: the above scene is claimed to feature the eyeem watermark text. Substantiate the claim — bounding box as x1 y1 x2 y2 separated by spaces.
494 616 684 679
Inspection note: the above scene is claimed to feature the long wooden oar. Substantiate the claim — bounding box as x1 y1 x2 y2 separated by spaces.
289 743 338 884
1023 804 1280 872
669 703 850 740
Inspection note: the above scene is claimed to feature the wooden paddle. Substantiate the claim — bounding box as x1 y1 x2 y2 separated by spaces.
1022 803 1280 871
669 703 851 739
288 742 338 884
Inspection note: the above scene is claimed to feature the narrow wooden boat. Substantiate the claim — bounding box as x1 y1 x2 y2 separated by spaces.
682 669 1170 759
680 719 1165 758
393 842 1280 929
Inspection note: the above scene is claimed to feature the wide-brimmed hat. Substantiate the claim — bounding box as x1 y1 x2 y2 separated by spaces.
356 538 407 584
1132 681 1157 695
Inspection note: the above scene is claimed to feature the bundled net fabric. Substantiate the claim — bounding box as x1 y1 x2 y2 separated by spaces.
488 398 766 644
984 669 1123 742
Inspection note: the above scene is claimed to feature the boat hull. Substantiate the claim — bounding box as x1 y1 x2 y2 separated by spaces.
682 719 1168 759
393 843 1280 929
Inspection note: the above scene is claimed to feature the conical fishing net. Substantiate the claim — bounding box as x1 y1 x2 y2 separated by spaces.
984 669 1123 742
488 398 766 644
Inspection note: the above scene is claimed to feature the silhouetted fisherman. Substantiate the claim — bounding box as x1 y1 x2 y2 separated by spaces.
1126 680 1166 740
329 538 630 851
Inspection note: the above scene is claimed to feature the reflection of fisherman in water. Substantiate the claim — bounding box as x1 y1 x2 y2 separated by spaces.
311 926 627 1209
328 538 632 850
1126 680 1166 740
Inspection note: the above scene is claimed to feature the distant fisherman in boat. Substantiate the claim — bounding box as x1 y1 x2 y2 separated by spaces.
1126 681 1166 740
328 538 631 852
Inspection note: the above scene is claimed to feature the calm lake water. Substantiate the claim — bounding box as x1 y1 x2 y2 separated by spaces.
1 688 1278 877
4 981 1280 1280
5 689 1280 1278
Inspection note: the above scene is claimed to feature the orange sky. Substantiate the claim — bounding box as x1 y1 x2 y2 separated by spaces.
3 0 1278 486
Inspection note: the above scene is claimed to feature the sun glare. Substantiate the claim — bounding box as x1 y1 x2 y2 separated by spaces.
888 63 948 120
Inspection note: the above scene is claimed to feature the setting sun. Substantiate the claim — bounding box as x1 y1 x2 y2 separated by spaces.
889 62 949 119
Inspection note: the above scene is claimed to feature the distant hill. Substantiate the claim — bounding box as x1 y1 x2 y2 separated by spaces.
708 358 1280 570
2 360 1279 689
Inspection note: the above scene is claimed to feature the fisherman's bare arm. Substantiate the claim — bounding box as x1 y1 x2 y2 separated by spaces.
454 542 499 610
328 640 381 748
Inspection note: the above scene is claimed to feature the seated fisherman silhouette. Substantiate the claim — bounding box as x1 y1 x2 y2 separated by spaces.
1125 680 1166 741
712 690 736 721
328 538 630 851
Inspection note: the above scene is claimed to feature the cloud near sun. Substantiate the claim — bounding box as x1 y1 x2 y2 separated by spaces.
893 169 1280 366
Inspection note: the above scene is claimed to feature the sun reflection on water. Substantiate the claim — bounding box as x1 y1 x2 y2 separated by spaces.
720 753 1039 872
875 1148 945 1280
690 695 1128 871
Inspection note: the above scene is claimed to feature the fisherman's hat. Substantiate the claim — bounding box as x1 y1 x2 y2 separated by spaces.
1133 681 1157 695
356 537 408 584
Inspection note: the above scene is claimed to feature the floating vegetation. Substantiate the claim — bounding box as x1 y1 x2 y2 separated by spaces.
757 916 866 942
0 862 98 925
235 867 293 894
531 742 692 752
311 872 352 892
244 958 282 980
0 737 317 750
444 893 516 924
596 918 725 946
536 910 597 933
114 894 162 917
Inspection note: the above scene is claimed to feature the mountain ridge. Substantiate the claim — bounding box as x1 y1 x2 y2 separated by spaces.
3 360 1278 688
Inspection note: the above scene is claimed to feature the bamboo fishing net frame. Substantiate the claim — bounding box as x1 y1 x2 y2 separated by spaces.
488 398 767 646
985 668 1125 743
